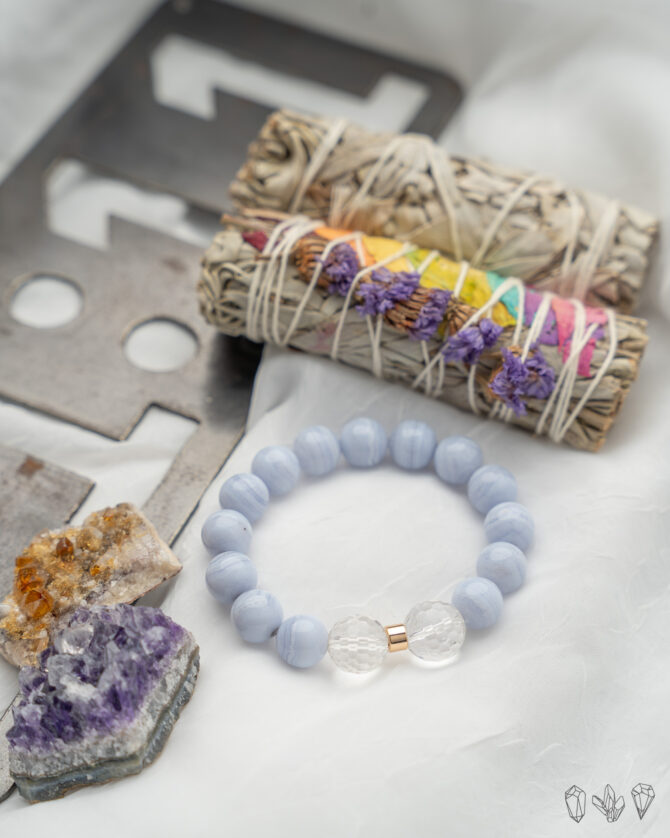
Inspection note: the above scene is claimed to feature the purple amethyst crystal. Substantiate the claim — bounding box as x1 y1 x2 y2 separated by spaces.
320 242 360 296
6 604 199 802
442 318 503 365
409 289 452 341
355 268 420 316
489 346 557 415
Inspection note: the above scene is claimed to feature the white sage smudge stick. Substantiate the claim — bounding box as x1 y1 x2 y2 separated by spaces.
198 211 648 452
230 110 658 314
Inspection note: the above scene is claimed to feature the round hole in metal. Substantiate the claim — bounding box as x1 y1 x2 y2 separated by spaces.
124 317 199 372
10 275 83 328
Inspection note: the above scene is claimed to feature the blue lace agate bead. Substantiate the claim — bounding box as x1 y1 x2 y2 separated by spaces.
389 420 436 470
231 589 283 643
434 436 483 485
484 502 534 551
202 509 252 555
340 417 387 468
219 473 269 523
293 425 340 476
467 464 517 514
251 445 301 496
452 577 503 629
276 615 329 669
206 552 257 605
476 542 527 594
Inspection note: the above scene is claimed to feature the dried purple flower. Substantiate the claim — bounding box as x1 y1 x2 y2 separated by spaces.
478 318 503 347
356 281 393 316
489 349 529 415
355 268 420 317
442 318 503 364
409 289 452 341
320 242 360 296
524 348 556 399
489 346 556 415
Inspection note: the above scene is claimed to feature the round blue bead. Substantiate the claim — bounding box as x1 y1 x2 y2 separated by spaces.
293 425 340 476
434 436 483 485
219 473 269 523
484 502 534 551
452 577 503 629
389 420 436 470
477 542 527 595
206 551 257 606
201 509 252 555
231 589 283 643
251 445 301 497
276 615 329 669
467 464 517 514
340 417 387 468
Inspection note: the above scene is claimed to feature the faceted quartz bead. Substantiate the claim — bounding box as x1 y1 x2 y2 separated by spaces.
328 615 388 673
405 601 466 662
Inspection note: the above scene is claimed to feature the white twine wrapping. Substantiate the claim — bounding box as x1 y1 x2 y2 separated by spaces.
243 217 617 444
291 121 621 301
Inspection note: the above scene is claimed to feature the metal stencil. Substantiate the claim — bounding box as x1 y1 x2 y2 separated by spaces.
0 0 461 802
0 0 460 546
0 447 94 599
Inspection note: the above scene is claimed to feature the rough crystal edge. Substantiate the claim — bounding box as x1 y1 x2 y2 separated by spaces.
9 634 191 776
0 503 182 668
11 646 199 803
0 699 17 803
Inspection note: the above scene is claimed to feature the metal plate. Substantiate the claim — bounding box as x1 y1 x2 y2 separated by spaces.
0 447 94 599
70 0 461 211
0 1 461 802
0 0 460 546
0 701 15 802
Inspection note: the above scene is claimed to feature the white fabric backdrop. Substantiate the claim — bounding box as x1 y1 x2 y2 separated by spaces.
1 1 669 834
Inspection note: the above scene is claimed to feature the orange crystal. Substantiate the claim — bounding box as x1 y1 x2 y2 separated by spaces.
55 537 74 560
0 503 182 667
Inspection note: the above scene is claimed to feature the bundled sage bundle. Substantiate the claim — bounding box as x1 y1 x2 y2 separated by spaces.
198 211 647 452
230 110 657 313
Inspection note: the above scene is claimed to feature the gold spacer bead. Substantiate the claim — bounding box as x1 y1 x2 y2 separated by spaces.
385 623 409 652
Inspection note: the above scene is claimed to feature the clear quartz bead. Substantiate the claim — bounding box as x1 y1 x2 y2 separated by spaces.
406 601 466 662
328 615 388 673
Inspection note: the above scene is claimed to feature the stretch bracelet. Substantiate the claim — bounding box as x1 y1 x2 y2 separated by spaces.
202 418 533 673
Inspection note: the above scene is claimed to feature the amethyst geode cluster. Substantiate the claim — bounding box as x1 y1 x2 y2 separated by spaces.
7 604 199 802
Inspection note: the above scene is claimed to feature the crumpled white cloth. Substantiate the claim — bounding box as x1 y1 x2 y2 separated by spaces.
2 0 670 834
